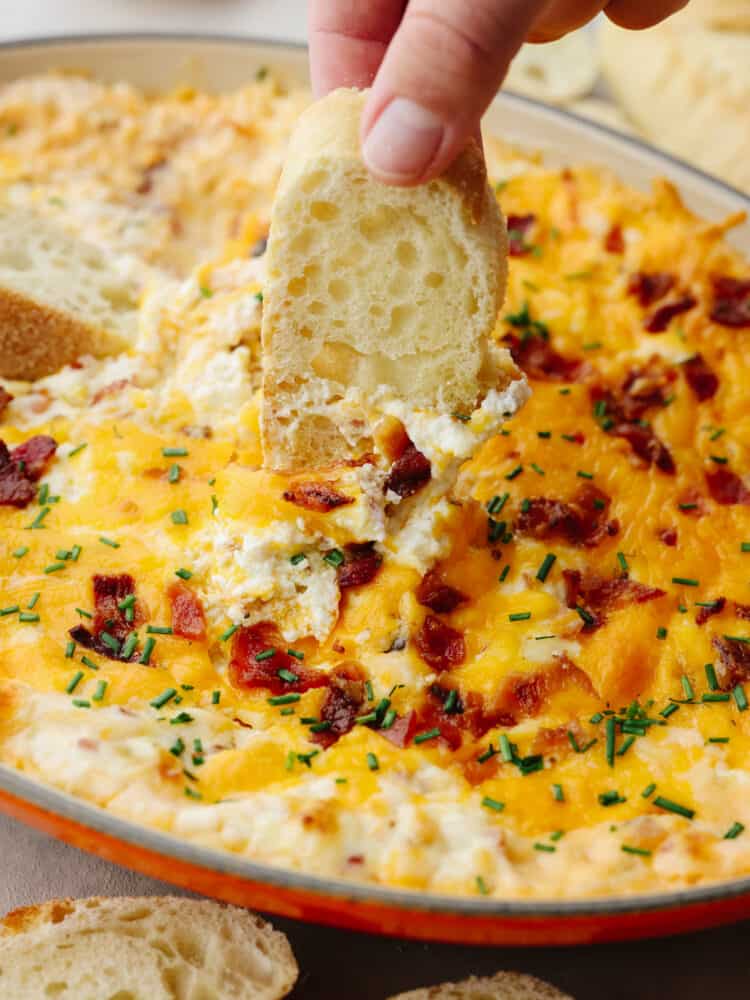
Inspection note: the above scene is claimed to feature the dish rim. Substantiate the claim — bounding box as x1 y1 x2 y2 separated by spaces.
1 29 749 923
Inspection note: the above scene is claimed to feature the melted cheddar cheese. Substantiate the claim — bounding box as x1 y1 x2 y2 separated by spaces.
2 74 750 900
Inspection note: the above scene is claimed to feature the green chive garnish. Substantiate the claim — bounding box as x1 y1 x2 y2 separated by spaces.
76 608 93 619
505 465 523 481
0 605 20 617
28 506 51 529
498 565 510 583
681 675 695 700
653 796 694 819
170 509 188 525
254 648 276 661
724 822 745 840
622 845 652 857
184 787 202 800
660 702 679 718
72 699 90 708
68 442 88 458
66 670 84 693
220 624 239 641
290 552 307 565
487 493 509 515
552 783 564 802
18 612 39 623
120 632 139 659
598 790 626 807
92 680 108 702
536 553 556 583
508 611 531 622
642 783 656 798
741 543 750 553
162 447 189 457
577 470 594 480
170 712 194 725
168 463 181 483
150 688 177 709
64 640 75 658
146 625 173 635
81 656 99 671
605 717 616 767
705 662 719 690
211 690 221 704
175 568 193 580
268 694 300 706
481 796 504 812
702 692 730 702
414 728 441 744
323 549 344 567
139 636 156 664
13 546 29 559
672 577 699 587
475 875 489 895
99 631 120 654
500 734 514 762
287 648 305 660
277 668 298 683
656 627 668 640
366 752 379 771
733 684 748 711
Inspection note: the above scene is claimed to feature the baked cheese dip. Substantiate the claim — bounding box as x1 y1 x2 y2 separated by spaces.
2 71 750 900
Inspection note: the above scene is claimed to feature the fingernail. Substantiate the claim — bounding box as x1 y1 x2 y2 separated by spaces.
362 98 444 181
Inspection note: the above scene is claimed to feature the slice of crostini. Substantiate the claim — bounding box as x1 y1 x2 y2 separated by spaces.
261 87 522 473
0 204 139 380
387 971 574 1000
0 895 298 1000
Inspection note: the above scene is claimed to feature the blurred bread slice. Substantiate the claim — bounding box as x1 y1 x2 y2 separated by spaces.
388 971 573 1000
261 87 510 472
0 895 298 1000
0 204 139 380
506 31 598 105
600 10 750 194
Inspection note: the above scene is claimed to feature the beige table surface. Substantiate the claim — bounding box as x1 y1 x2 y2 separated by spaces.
2 4 750 997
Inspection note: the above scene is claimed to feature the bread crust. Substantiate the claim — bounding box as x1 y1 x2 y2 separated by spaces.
387 971 573 1000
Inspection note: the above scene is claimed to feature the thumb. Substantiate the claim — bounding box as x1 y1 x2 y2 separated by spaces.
361 0 548 185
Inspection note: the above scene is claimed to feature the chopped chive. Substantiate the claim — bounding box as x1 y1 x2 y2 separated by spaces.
724 822 745 840
653 796 694 819
68 442 87 458
175 568 193 580
92 680 108 702
64 640 75 658
705 662 719 690
65 670 84 693
617 552 628 573
170 509 188 525
323 548 344 567
211 495 218 515
170 738 185 757
118 594 136 611
530 463 545 476
26 592 39 610
498 565 510 583
220 624 239 641
139 636 156 664
534 843 556 853
622 845 652 857
184 787 202 800
536 553 556 583
72 699 90 708
37 483 49 505
477 744 497 764
598 790 626 807
27 506 51 529
660 702 679 718
733 684 748 711
589 712 603 724
505 465 523 481
366 752 379 771
80 656 99 671
99 536 120 549
162 447 189 457
741 542 750 553
723 634 750 644
605 716 616 767
254 647 276 661
656 627 668 640
287 648 305 661
170 712 194 725
702 692 730 703
0 605 19 617
290 552 307 565
121 632 139 659
147 625 173 636
18 612 39 623
356 711 378 725
681 675 695 700
277 668 299 683
508 611 531 622
710 455 728 465
12 546 29 559
672 577 699 587
549 830 565 842
617 735 636 757
500 734 514 762
414 727 441 744
552 783 564 802
150 688 177 709
481 796 505 813
268 693 300 706
537 431 552 439
475 875 489 895
99 631 120 654
75 608 93 619
679 502 698 511
309 721 331 734
211 690 221 704
486 493 509 515
381 708 397 730
168 463 181 483
576 605 595 626
280 707 295 716
642 783 656 798
55 549 71 561
708 737 730 744
577 470 594 480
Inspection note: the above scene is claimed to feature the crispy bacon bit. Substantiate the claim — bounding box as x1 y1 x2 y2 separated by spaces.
135 155 167 195
627 272 675 307
180 424 213 439
168 582 206 641
604 224 625 254
645 296 697 333
658 528 678 547
706 466 750 506
676 487 707 517
683 354 719 402
229 622 327 694
496 657 597 720
92 379 129 405
337 543 382 590
591 358 676 424
503 332 586 383
384 440 431 499
380 709 418 749
611 423 676 474
8 434 57 481
696 598 725 626
0 451 36 508
506 214 536 256
734 602 750 620
415 569 468 614
311 663 365 748
563 569 666 632
68 623 139 662
414 686 515 750
92 574 143 641
532 720 586 758
414 615 466 672
282 481 354 512
713 636 750 690
516 484 619 548
0 386 12 418
711 276 750 328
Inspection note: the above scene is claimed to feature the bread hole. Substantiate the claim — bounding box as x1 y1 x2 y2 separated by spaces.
358 207 396 241
100 285 135 313
290 228 313 255
312 341 362 383
0 248 32 270
151 938 177 959
388 272 409 297
44 984 67 996
107 992 136 1000
466 289 479 316
328 279 349 302
301 169 328 194
310 201 338 222
388 304 415 336
425 271 444 289
309 300 324 315
287 276 306 297
174 931 204 964
396 240 417 269
299 325 313 340
369 304 384 318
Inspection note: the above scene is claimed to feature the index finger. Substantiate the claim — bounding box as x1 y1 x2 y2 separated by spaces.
309 0 406 97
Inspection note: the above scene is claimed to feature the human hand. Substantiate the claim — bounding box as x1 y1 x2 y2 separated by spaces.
309 0 688 185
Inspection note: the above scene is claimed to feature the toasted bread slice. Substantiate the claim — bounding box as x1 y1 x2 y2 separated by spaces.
387 971 573 1000
0 205 139 380
261 87 509 472
0 895 298 1000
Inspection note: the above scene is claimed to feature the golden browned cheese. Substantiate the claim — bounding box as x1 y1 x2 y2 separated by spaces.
1 75 750 899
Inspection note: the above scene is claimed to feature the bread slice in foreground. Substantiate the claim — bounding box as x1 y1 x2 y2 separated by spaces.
388 971 573 1000
261 87 509 472
0 895 298 1000
0 205 139 380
